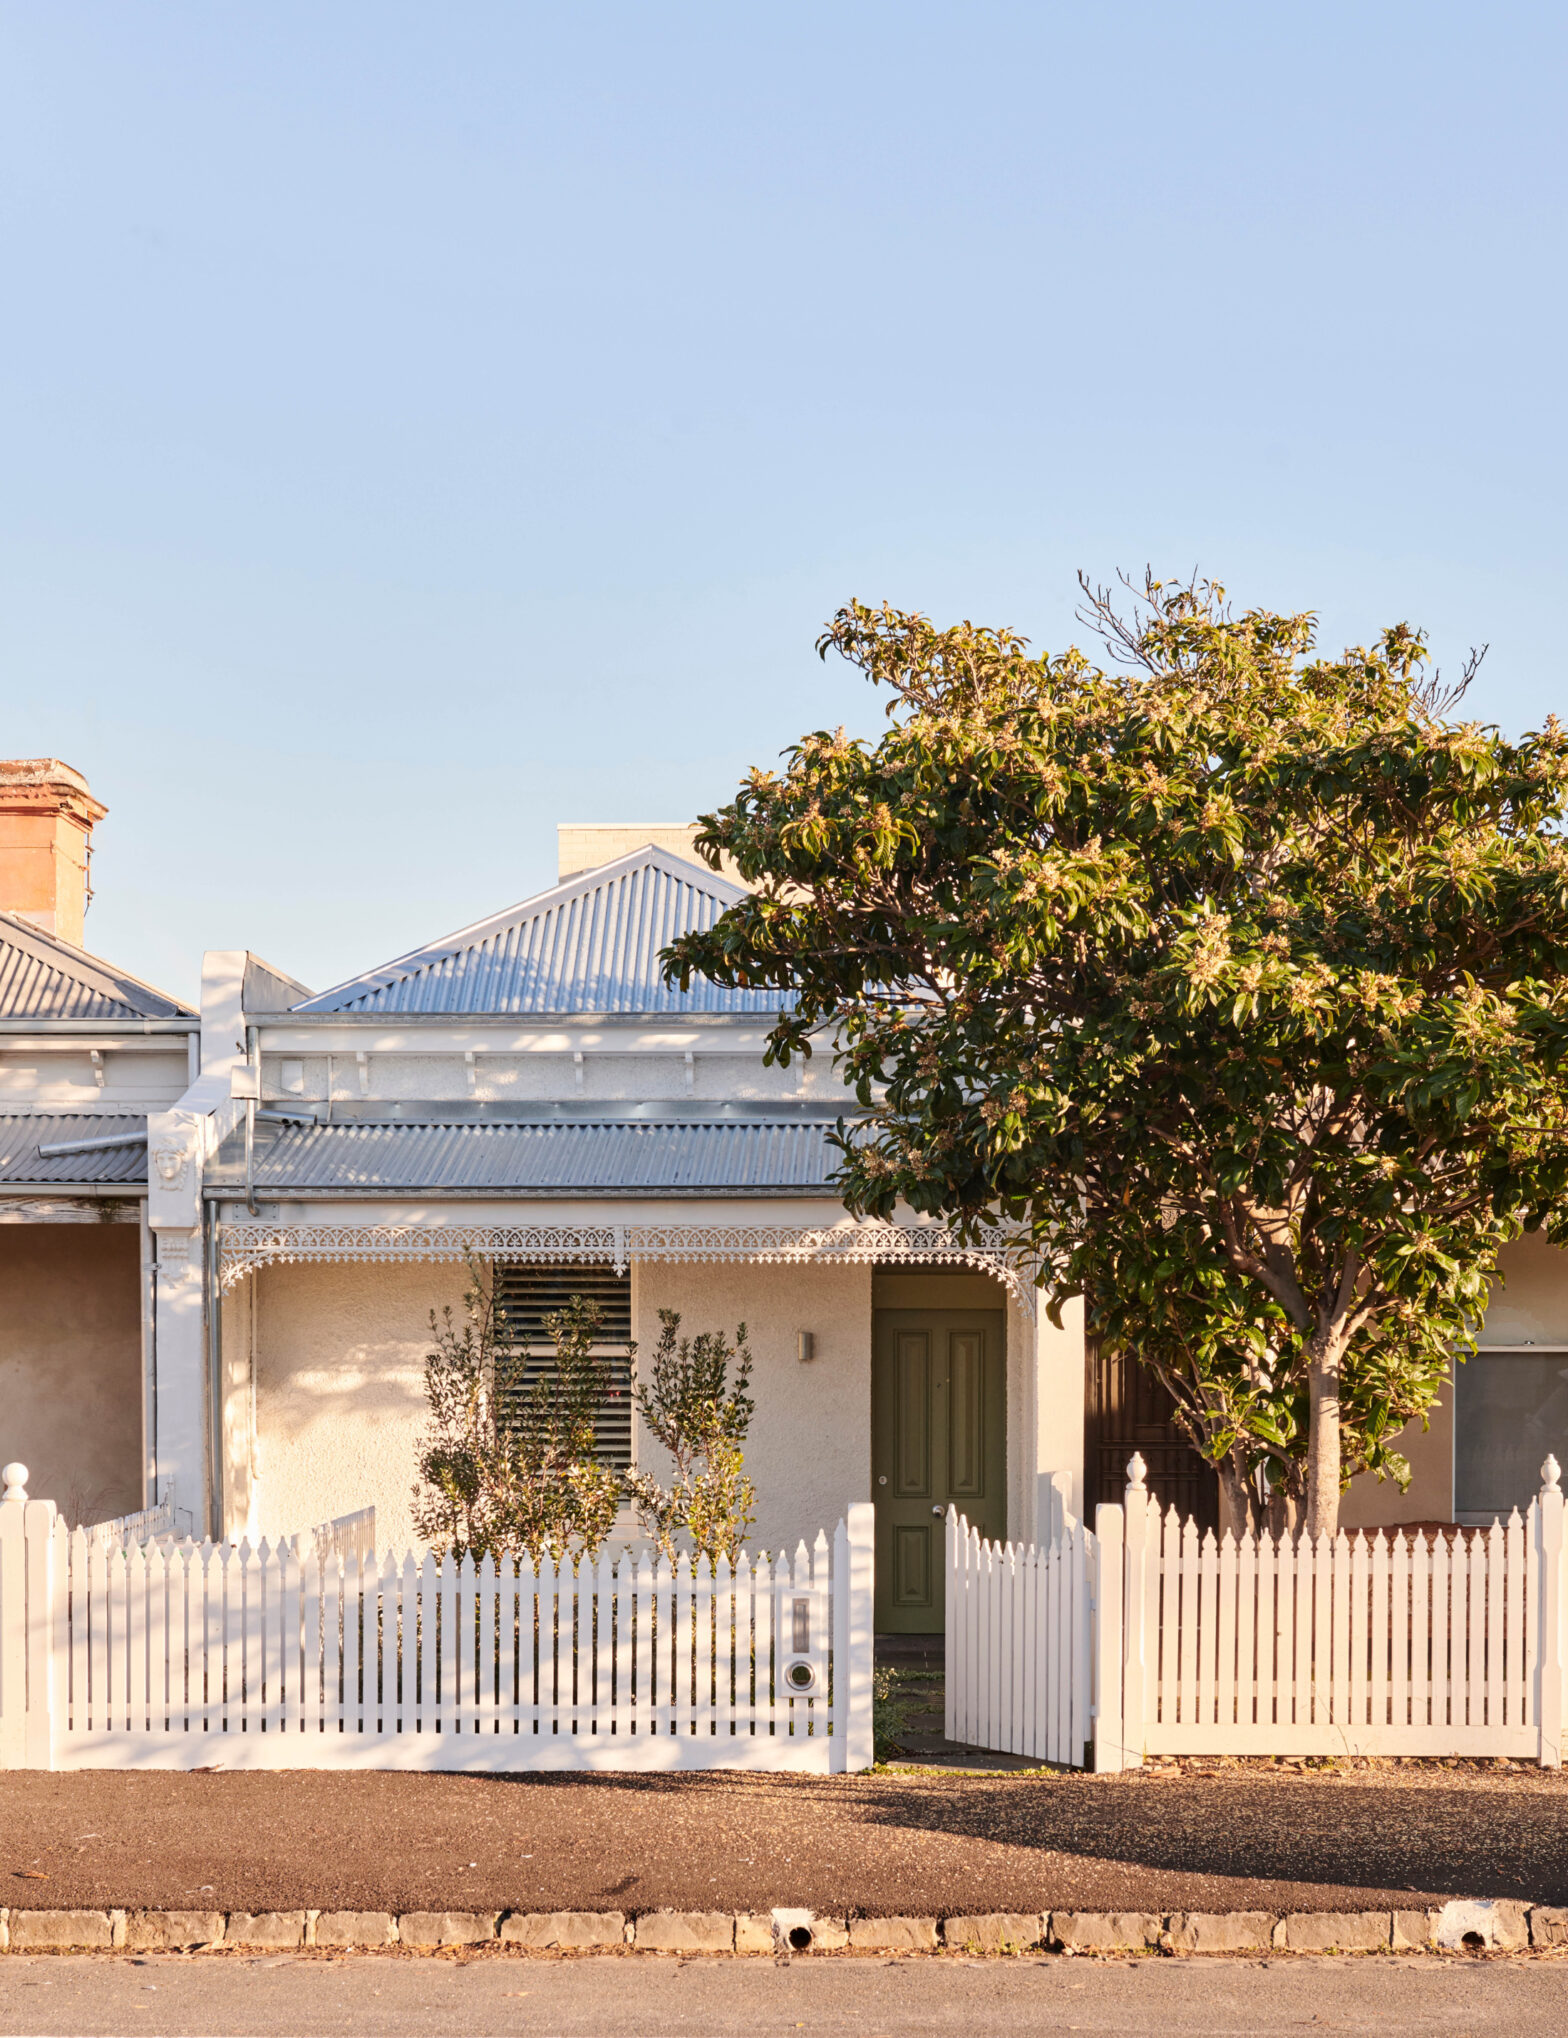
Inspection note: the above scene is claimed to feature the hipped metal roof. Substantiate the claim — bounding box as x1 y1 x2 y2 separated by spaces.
0 910 193 1021
289 846 787 1017
0 1114 148 1186
206 1117 843 1197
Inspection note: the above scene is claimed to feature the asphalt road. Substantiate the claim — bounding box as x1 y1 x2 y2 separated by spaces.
0 1953 1559 2036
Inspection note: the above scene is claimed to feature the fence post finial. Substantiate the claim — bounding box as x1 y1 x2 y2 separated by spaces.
1 1464 26 1504
1126 1452 1147 1493
1545 1456 1562 1494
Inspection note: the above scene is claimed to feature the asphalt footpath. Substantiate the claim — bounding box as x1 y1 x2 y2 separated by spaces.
3 1764 1567 1918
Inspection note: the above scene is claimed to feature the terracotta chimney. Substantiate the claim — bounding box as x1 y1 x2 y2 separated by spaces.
0 760 108 949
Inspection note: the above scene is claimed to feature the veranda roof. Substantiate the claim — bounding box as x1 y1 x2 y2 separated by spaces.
205 1114 846 1197
0 1113 148 1186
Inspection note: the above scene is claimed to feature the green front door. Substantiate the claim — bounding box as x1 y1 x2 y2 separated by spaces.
872 1308 1007 1633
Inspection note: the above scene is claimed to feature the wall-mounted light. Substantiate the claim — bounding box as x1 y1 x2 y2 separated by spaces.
796 1331 815 1364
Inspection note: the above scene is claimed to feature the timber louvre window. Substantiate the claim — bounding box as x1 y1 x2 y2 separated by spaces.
493 1262 633 1468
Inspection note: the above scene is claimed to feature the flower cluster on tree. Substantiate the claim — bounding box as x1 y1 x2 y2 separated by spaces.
663 575 1568 1536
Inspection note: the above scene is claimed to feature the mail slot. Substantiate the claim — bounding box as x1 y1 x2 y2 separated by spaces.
777 1587 825 1695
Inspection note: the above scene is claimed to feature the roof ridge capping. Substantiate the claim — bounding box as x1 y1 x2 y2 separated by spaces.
289 842 779 1018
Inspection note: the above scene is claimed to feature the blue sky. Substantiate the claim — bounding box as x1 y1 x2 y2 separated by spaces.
2 2 1563 1001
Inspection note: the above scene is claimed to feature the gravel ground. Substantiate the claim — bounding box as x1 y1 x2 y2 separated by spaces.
4 1762 1568 1918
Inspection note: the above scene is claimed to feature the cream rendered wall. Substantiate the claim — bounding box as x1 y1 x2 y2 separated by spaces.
234 1254 871 1554
1336 1237 1568 1529
239 1259 466 1550
1338 1381 1454 1529
632 1260 873 1552
0 1224 143 1522
0 1049 190 1110
1479 1234 1568 1342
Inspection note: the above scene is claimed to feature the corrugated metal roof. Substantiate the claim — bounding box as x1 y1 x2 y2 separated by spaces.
291 847 787 1017
207 1117 841 1195
0 1114 148 1185
0 910 193 1019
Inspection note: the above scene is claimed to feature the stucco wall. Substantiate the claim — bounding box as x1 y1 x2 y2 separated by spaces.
1478 1234 1568 1343
237 1258 466 1549
634 1261 873 1552
1337 1236 1568 1528
0 1223 143 1521
1338 1374 1455 1528
237 1256 873 1556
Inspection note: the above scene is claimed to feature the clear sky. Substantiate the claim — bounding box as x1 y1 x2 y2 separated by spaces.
3 3 1563 1003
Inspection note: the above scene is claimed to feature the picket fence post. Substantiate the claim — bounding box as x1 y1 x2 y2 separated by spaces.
1092 1495 1126 1772
833 1501 875 1771
1537 1456 1565 1770
0 1465 57 1772
0 1465 25 1769
1120 1454 1152 1768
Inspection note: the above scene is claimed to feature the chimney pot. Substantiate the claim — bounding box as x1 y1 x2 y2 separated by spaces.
0 759 108 950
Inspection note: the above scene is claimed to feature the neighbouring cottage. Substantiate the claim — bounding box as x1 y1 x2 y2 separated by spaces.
5 793 1568 1614
0 760 199 1527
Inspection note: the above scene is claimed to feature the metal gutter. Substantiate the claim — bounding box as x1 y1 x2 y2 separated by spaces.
0 1016 197 1033
247 1010 789 1029
204 1182 837 1201
0 1183 147 1198
239 1099 848 1123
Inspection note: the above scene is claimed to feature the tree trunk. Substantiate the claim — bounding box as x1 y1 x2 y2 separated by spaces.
1305 1336 1342 1539
1217 1457 1258 1540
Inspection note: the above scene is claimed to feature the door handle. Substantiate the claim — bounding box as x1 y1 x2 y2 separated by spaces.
931 1505 944 1518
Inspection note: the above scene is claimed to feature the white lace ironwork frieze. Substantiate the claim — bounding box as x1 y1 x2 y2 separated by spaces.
215 1218 1036 1311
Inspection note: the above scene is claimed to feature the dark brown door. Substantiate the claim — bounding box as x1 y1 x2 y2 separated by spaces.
1085 1339 1219 1530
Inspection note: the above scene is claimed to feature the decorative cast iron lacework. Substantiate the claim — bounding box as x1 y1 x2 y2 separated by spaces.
494 1261 633 1468
214 1218 1037 1313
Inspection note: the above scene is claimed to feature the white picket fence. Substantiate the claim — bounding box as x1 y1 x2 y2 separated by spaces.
290 1506 378 1570
0 1468 874 1773
944 1508 1093 1766
84 1492 178 1552
1093 1454 1565 1769
947 1455 1568 1771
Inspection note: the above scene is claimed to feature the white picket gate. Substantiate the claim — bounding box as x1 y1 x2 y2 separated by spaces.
944 1508 1095 1766
0 1468 875 1773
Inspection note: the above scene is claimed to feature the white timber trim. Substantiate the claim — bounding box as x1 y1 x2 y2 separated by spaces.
216 1216 1038 1311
